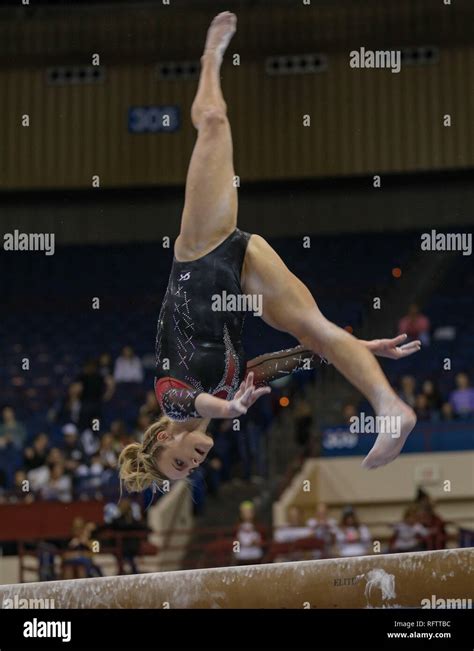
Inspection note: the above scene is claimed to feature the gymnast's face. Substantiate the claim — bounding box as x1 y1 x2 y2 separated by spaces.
154 429 214 480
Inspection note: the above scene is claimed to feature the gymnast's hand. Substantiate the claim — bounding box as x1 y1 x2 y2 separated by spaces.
363 334 422 359
194 372 271 419
226 372 271 418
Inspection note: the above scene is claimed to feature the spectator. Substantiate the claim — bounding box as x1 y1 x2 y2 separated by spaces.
113 346 144 383
390 506 427 553
9 470 35 504
233 501 264 565
201 448 224 497
80 427 101 458
421 380 443 413
110 419 129 443
63 519 103 579
139 391 160 420
27 465 50 495
46 447 65 467
78 360 107 429
398 303 430 346
274 505 313 543
98 352 113 378
414 394 431 421
56 382 83 427
209 419 236 483
306 502 337 557
76 455 107 497
237 416 266 482
273 505 314 562
441 402 455 421
109 499 149 574
416 491 447 550
0 406 27 449
0 468 7 500
449 372 474 418
23 433 50 472
98 433 119 470
40 463 72 502
98 352 116 399
342 403 359 426
335 507 372 557
60 424 86 475
133 413 152 439
398 375 417 409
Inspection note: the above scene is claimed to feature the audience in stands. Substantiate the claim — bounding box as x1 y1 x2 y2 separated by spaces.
449 372 474 418
0 468 8 499
398 375 417 409
306 502 337 558
416 491 447 550
341 403 358 426
40 462 72 502
46 447 66 469
133 413 153 439
60 423 86 474
77 359 108 429
98 352 114 379
113 346 144 384
53 381 83 428
108 498 149 574
139 390 160 421
233 501 264 565
98 352 116 399
23 432 50 472
98 433 119 470
273 505 314 561
398 303 430 346
335 507 372 557
389 505 428 553
441 402 455 421
347 371 474 428
63 518 103 579
421 380 443 414
9 469 34 504
274 505 313 543
0 407 27 450
27 463 49 494
414 393 431 421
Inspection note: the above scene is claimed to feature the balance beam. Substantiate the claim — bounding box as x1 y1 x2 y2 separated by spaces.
1 548 472 609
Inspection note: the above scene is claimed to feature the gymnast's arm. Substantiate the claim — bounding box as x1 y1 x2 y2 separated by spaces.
161 373 270 421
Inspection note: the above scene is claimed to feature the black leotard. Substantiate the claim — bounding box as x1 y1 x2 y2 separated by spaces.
155 229 251 420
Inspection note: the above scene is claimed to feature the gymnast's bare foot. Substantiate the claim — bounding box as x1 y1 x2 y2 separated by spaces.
204 11 237 62
362 398 417 469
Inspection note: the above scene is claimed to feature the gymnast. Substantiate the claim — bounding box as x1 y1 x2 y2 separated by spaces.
119 12 421 492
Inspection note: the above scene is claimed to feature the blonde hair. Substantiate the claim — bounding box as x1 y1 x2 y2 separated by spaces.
118 416 171 493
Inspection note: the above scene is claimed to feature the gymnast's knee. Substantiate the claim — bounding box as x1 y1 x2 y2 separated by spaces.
194 106 228 131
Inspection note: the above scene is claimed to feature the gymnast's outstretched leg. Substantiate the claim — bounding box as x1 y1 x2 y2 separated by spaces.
241 236 417 469
175 11 238 262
